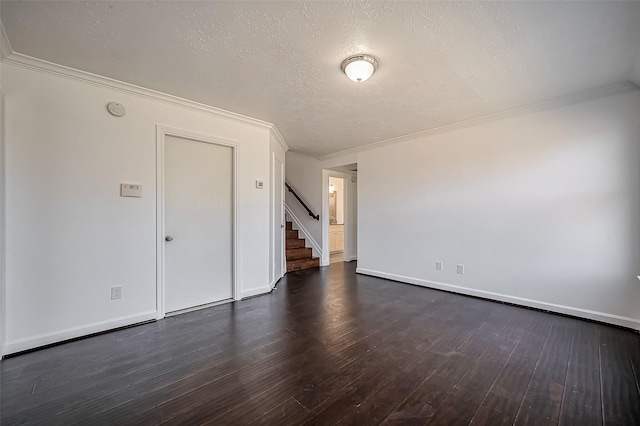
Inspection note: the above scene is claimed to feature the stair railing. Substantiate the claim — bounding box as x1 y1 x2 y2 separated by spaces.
285 182 320 221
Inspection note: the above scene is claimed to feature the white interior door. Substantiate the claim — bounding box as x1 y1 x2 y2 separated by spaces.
164 135 233 313
274 155 284 281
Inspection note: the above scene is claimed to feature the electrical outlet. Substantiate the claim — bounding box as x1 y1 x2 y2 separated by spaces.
457 264 464 275
436 261 443 271
111 286 122 300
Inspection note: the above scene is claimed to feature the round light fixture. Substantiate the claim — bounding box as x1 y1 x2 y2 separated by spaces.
341 54 378 83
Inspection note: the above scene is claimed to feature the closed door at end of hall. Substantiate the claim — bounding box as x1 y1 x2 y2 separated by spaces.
164 135 233 313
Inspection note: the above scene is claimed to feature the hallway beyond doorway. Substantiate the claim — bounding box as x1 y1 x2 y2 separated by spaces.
330 251 344 264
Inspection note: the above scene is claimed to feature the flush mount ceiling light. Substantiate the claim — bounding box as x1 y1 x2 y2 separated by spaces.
341 54 379 83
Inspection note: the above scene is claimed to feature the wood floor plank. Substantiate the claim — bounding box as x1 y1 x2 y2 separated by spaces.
598 325 640 425
381 308 517 425
292 326 413 412
425 315 533 425
2 262 639 426
301 346 417 425
47 329 300 423
200 376 306 425
558 321 603 426
249 397 310 426
470 315 552 425
336 353 446 425
513 316 576 425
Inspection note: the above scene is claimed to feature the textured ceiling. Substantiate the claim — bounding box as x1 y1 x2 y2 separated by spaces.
3 1 640 157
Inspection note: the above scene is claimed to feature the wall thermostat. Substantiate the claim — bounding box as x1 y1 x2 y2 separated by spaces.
120 183 142 197
107 102 126 117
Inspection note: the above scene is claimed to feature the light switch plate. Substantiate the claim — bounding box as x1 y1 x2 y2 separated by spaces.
121 183 142 197
256 180 264 189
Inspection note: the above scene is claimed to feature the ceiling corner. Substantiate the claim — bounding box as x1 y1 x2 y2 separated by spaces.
270 125 289 153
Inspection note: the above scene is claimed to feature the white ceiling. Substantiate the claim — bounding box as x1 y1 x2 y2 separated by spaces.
2 1 640 157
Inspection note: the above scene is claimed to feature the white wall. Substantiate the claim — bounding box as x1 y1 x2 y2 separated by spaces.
2 62 275 354
357 89 640 329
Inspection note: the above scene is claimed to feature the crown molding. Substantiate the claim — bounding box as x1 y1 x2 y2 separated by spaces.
269 126 289 153
319 81 639 161
1 46 281 132
0 20 12 61
0 19 288 140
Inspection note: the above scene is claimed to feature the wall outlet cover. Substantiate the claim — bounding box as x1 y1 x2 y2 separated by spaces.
457 264 464 274
111 286 122 300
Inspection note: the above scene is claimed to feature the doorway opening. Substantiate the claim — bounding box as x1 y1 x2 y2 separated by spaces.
322 164 357 266
329 177 345 263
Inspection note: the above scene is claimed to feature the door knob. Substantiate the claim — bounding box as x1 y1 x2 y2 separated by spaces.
165 236 173 242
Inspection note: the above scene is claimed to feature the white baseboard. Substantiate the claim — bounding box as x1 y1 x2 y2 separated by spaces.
270 273 284 290
241 287 272 299
356 268 640 331
165 299 233 317
3 310 157 355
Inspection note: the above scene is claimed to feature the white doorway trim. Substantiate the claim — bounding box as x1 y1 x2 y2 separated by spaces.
321 170 330 266
271 151 285 287
155 125 240 320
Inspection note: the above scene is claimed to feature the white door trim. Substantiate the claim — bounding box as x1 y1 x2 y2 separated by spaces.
271 151 285 287
156 125 240 320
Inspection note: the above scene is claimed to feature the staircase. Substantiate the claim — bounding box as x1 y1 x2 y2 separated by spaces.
286 221 320 272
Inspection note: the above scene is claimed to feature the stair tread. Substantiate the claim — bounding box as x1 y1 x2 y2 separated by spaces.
287 256 318 262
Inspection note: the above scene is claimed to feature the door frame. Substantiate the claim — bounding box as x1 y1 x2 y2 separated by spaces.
156 125 239 320
271 151 285 287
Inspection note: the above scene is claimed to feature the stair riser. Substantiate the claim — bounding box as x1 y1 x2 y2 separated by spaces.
286 222 293 231
286 230 298 240
286 248 312 261
286 240 305 249
287 258 320 272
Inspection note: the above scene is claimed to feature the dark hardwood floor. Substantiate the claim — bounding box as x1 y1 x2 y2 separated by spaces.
2 262 640 425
